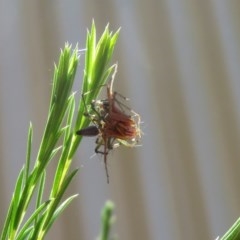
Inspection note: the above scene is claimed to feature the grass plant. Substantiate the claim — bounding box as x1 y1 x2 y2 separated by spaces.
0 22 119 240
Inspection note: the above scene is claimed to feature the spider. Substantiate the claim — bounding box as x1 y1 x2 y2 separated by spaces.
76 64 141 183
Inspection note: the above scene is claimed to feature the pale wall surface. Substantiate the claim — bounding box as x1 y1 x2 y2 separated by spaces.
1 1 240 240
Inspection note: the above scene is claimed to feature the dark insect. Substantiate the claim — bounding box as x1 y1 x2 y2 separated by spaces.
76 125 99 136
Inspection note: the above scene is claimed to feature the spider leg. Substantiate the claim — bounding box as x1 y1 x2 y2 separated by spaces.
94 137 110 183
104 139 109 183
95 137 107 155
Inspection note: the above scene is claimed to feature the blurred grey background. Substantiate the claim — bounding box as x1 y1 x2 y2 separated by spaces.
1 0 240 239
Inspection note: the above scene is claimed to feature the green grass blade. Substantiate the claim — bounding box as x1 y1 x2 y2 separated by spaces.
8 167 25 237
50 134 74 197
74 23 120 155
44 194 78 234
25 122 33 183
0 195 14 239
99 201 115 240
0 167 25 240
84 21 96 91
220 217 240 240
16 200 51 240
35 171 46 225
49 146 62 162
31 169 79 239
64 94 75 143
16 226 34 240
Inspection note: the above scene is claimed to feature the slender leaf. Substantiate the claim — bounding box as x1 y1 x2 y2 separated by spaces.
45 194 78 233
17 226 33 240
9 167 25 236
99 201 115 240
64 94 75 143
16 200 51 240
31 169 79 239
0 195 14 239
25 123 33 183
35 171 46 225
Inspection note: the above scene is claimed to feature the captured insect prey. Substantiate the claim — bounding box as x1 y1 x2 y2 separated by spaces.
76 125 99 136
76 64 141 183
